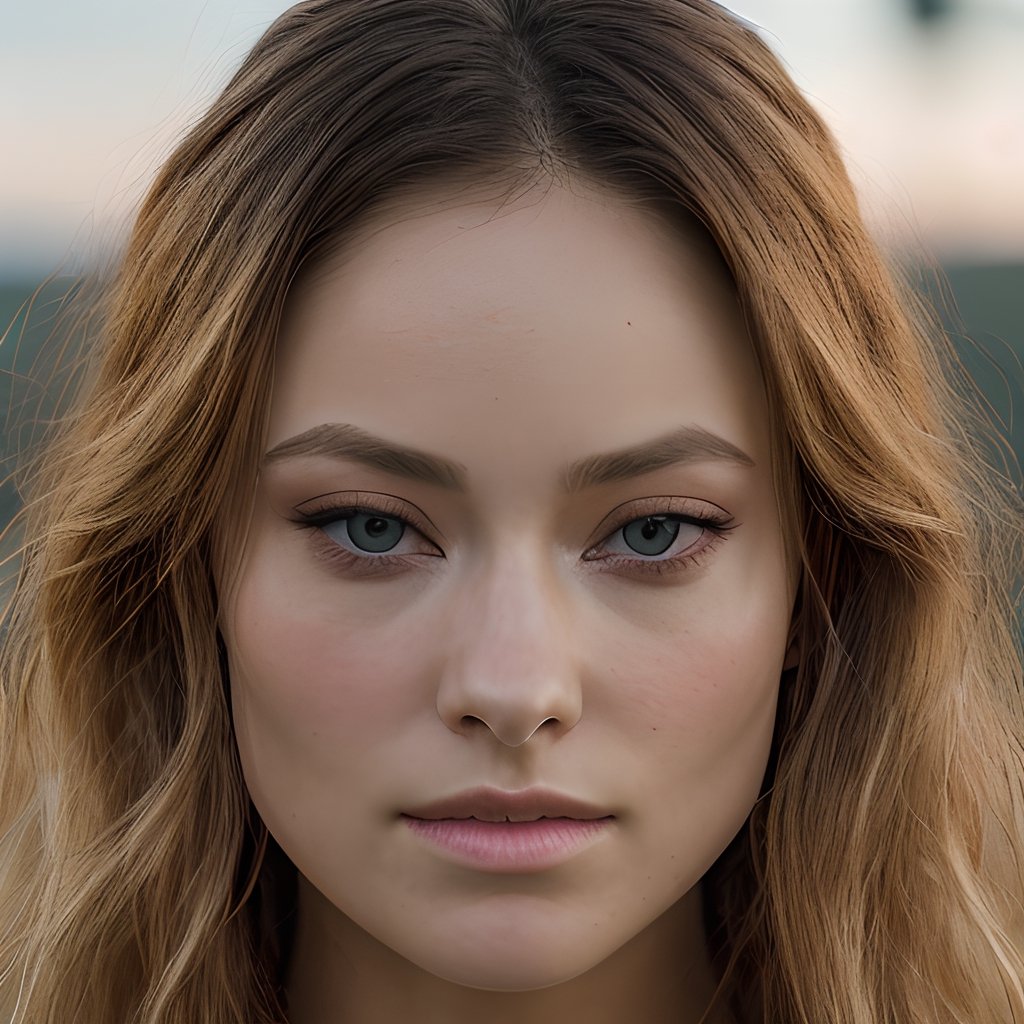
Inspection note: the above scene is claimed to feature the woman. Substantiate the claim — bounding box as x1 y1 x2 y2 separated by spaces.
1 1 1021 1021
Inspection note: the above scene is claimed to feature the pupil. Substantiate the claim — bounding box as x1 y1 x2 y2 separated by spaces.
366 517 389 537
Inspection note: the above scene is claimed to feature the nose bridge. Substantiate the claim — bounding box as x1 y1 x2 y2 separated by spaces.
435 539 583 747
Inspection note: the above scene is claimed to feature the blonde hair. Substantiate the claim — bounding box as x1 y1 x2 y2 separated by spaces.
2 1 1022 1021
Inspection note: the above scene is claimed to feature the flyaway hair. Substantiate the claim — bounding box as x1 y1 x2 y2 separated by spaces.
1 1 1022 1021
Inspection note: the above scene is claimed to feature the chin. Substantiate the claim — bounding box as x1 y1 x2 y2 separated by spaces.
404 945 599 993
384 911 616 992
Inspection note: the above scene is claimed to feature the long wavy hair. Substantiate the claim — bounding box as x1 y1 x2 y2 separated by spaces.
2 1 1022 1021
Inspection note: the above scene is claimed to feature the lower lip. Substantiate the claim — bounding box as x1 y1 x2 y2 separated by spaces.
401 815 614 872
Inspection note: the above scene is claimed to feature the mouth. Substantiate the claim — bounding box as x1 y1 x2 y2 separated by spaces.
400 813 615 873
399 786 616 871
401 785 615 824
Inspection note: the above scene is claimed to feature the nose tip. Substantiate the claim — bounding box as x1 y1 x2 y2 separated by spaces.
435 647 585 748
455 712 566 748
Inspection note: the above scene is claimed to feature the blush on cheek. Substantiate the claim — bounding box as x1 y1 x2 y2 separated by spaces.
617 605 781 726
236 623 389 740
226 560 430 779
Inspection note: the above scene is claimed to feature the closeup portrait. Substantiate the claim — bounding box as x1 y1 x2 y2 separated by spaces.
1 1 1023 1022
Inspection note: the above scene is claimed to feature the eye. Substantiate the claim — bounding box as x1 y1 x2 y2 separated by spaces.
614 514 703 557
292 489 444 577
292 494 735 579
293 494 440 572
581 495 741 577
582 507 734 577
322 510 409 554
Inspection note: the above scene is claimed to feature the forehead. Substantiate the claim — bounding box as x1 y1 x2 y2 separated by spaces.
269 180 770 497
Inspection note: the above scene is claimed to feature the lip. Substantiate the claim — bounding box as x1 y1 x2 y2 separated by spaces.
401 786 616 873
402 785 614 823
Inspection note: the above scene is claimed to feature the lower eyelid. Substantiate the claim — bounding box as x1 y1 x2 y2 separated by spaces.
305 527 429 576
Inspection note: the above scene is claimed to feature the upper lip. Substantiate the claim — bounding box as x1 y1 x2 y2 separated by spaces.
402 786 614 823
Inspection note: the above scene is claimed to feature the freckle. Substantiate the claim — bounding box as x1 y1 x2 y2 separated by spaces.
626 320 632 326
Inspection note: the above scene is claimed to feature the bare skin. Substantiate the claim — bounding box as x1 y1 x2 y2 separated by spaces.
285 868 730 1024
216 177 796 1024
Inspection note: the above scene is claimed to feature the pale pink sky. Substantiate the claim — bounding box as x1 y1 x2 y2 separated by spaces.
2 0 1022 276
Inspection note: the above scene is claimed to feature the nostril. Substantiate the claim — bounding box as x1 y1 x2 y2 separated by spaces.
453 713 562 748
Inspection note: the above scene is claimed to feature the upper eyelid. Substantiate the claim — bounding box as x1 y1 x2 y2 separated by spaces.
598 495 727 525
294 491 438 538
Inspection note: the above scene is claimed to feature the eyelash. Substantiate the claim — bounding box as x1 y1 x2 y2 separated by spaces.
292 494 737 580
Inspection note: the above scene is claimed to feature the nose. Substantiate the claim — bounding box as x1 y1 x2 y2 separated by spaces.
434 549 583 748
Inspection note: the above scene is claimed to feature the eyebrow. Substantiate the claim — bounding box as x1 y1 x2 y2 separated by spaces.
262 421 755 494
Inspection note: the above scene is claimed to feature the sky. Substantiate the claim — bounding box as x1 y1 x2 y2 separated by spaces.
3 0 1023 277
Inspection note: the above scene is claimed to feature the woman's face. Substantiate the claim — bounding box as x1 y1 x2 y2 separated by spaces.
217 180 797 993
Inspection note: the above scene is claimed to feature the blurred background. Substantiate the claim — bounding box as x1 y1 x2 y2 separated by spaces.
1 0 1022 528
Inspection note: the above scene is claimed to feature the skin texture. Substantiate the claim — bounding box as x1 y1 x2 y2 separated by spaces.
216 179 798 1024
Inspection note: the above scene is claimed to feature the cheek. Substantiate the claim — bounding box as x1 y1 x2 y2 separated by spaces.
222 550 417 819
595 548 790 826
606 565 787 735
599 619 782 894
